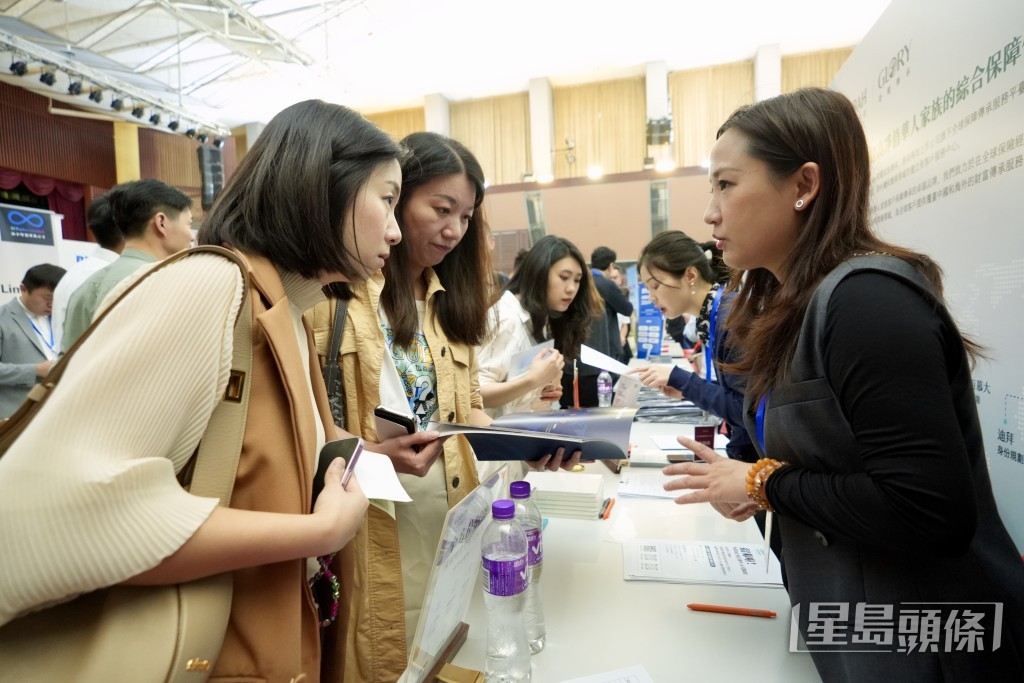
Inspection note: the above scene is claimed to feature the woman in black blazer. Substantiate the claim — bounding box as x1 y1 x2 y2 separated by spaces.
663 88 1024 682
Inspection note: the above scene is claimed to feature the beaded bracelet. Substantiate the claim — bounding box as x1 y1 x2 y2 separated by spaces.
745 458 788 512
309 552 340 628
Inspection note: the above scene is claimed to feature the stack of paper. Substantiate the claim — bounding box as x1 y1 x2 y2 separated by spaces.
617 470 681 499
524 470 604 520
649 431 730 453
622 539 783 587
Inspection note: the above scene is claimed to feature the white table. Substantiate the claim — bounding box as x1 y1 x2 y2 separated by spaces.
452 422 822 683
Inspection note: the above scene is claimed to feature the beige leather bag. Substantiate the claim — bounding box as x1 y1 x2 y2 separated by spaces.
0 246 252 683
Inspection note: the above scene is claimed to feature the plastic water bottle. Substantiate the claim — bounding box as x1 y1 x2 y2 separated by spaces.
597 370 613 407
481 500 531 682
510 481 546 654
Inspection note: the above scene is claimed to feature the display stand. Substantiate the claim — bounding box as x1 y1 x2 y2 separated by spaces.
398 466 508 683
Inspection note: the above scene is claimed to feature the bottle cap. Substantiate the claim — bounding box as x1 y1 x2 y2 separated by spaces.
509 481 531 499
492 499 516 519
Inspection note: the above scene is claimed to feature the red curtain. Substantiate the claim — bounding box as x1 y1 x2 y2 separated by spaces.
0 167 86 241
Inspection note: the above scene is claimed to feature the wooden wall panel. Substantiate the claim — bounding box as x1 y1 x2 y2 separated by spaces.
0 81 116 188
139 128 202 186
138 129 238 219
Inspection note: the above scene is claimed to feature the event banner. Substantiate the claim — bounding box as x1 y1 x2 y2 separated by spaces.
0 203 62 305
832 0 1024 550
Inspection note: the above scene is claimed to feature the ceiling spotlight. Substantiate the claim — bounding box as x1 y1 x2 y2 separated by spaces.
149 113 161 125
214 138 225 149
197 133 208 144
9 61 27 76
88 89 103 103
110 97 124 111
167 120 180 131
39 71 56 86
185 128 196 139
67 81 83 96
131 106 145 119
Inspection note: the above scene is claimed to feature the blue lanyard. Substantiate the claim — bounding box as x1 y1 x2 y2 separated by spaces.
755 391 771 455
29 316 55 354
704 287 722 384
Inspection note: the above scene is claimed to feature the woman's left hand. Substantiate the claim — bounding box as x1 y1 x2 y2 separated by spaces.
526 446 582 472
631 364 675 389
662 437 749 505
539 384 563 401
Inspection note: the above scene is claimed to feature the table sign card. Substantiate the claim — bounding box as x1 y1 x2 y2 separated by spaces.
400 465 509 683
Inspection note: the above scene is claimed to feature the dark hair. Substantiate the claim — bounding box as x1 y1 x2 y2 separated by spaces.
638 231 720 286
699 240 731 284
109 179 191 239
715 88 967 398
590 246 617 271
508 235 602 356
512 248 530 275
22 263 66 291
199 100 401 282
86 192 124 250
382 132 491 347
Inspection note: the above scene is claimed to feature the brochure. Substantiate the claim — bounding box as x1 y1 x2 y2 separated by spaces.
435 407 637 462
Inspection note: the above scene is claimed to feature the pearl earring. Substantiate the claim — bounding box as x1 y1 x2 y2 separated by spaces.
795 199 805 209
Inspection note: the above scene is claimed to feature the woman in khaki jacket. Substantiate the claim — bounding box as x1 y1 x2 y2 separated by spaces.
311 133 582 682
0 100 403 682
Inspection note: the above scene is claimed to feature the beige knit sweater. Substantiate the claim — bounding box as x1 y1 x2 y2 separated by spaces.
0 254 243 626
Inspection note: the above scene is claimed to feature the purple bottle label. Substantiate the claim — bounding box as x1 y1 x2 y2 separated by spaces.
482 555 528 596
525 528 543 566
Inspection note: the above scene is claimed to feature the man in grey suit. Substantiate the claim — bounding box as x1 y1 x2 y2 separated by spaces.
0 264 66 418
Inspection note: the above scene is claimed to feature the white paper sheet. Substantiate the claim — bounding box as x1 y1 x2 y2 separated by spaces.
650 432 729 452
623 539 784 587
626 447 672 466
580 344 632 375
611 374 641 407
617 470 685 499
352 449 412 502
508 338 555 378
559 664 656 683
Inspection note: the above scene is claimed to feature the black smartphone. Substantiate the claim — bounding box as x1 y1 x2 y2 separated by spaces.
312 437 363 510
665 451 695 464
373 404 418 441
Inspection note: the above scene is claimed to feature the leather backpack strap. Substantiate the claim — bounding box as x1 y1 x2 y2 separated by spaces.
165 247 253 680
187 265 253 504
321 297 348 428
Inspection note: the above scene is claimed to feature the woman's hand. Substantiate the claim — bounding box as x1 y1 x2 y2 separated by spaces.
661 386 684 399
371 430 445 477
662 437 748 505
710 501 760 523
539 384 563 401
526 446 582 472
632 364 676 390
529 348 565 387
312 457 369 552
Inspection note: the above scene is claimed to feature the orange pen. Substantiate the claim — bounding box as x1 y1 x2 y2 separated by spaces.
573 360 580 409
601 498 616 519
687 603 776 619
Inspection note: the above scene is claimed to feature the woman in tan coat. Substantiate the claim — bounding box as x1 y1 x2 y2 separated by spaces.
0 100 403 681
